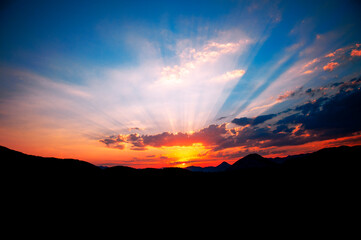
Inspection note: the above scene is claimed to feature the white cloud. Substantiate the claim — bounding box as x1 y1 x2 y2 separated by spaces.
0 30 254 143
212 69 246 83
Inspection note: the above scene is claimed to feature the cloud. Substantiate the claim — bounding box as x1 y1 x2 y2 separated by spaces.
303 58 319 69
232 114 277 126
100 139 125 150
323 62 339 72
213 69 246 83
276 88 303 101
231 117 252 126
325 52 335 58
324 47 347 58
302 69 315 75
99 76 361 153
224 77 361 149
277 78 361 138
351 49 361 57
157 38 251 86
99 124 229 150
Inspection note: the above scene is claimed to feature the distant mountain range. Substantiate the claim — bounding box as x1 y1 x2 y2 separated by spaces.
186 161 231 172
186 153 280 172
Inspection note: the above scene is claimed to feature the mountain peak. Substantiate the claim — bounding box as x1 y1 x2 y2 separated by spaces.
241 153 264 160
216 161 231 171
229 153 275 170
186 161 231 172
217 161 231 168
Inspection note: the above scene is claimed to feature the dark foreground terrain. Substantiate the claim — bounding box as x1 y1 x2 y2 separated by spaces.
2 145 361 226
2 145 361 191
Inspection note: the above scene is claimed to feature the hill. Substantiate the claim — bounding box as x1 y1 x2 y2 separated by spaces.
227 153 278 171
186 161 231 172
0 145 102 186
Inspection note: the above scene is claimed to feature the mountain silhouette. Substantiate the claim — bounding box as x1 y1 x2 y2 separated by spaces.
216 161 231 171
227 153 277 171
186 154 277 172
1 145 102 186
186 161 231 172
2 144 361 193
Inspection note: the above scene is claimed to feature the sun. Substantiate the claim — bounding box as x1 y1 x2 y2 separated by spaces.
163 143 208 167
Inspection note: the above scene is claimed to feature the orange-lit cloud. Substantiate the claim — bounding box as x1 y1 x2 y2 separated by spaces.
351 49 361 57
276 90 294 101
303 69 314 74
324 48 343 58
323 62 339 71
303 58 319 69
100 123 229 150
300 58 320 75
325 52 335 58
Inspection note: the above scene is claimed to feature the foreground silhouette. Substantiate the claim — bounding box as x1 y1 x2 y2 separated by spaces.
3 143 361 223
2 145 361 191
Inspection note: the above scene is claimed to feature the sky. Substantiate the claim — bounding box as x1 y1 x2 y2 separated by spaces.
1 0 361 168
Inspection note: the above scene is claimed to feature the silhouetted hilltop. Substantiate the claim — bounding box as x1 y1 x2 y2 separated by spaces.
283 145 361 169
186 161 231 172
1 145 101 182
186 154 277 172
228 153 277 171
217 161 231 171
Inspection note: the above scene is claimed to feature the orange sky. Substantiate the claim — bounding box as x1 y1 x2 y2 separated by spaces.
2 123 361 169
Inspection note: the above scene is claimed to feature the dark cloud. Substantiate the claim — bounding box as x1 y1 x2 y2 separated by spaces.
275 77 361 102
99 138 118 145
99 136 125 149
130 146 148 151
216 116 227 121
231 117 252 126
272 124 294 134
253 114 277 125
280 84 361 139
220 76 361 149
215 125 314 151
232 114 277 126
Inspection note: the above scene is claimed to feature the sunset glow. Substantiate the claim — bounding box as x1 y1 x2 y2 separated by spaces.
1 0 361 168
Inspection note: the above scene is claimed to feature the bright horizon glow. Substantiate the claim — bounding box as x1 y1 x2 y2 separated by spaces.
1 0 361 168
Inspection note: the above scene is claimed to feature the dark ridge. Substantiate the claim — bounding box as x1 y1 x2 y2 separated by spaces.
1 145 101 179
228 153 277 171
186 161 231 172
2 144 361 195
216 161 231 171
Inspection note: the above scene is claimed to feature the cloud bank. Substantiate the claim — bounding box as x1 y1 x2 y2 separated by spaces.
100 76 361 158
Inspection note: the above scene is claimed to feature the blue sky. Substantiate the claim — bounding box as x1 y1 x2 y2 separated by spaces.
1 0 361 167
1 0 360 76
